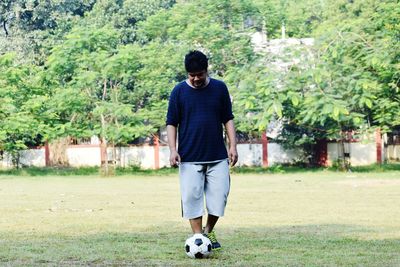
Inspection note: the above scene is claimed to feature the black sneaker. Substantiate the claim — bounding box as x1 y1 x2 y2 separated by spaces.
205 230 221 250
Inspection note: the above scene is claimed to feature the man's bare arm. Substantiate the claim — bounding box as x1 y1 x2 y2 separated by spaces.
224 120 238 166
167 125 181 167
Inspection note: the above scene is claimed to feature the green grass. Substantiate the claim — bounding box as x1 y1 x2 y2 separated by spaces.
232 163 400 174
344 163 400 172
0 166 100 176
0 171 400 266
0 166 178 177
1 163 399 177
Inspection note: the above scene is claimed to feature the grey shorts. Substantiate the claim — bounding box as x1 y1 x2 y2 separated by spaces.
179 159 230 219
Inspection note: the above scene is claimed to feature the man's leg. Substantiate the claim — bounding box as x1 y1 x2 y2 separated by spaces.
204 160 230 221
203 160 230 250
180 163 206 232
190 216 203 234
204 214 222 250
204 214 219 234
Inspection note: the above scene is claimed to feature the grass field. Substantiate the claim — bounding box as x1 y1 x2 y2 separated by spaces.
1 170 400 266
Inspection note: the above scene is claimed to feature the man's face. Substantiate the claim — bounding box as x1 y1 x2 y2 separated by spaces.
188 70 207 88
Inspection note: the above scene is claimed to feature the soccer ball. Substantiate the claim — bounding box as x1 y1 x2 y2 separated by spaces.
184 233 212 259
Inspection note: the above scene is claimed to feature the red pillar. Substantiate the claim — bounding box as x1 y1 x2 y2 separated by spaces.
44 141 50 166
376 128 382 164
316 139 328 167
154 135 160 169
262 132 268 167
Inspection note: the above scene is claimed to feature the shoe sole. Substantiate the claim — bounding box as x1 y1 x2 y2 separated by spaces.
212 245 222 251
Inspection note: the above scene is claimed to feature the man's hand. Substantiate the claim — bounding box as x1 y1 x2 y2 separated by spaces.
228 146 238 167
170 150 181 168
224 120 238 167
167 125 180 168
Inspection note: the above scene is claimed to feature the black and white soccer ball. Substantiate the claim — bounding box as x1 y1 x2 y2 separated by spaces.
184 233 212 259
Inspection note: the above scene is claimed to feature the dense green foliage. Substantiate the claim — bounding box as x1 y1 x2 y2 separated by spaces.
0 0 399 166
233 0 399 164
0 53 45 165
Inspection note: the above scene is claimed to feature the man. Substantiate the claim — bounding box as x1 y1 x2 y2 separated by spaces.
166 50 238 250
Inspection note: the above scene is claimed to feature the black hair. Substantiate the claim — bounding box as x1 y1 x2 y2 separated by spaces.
184 50 208 73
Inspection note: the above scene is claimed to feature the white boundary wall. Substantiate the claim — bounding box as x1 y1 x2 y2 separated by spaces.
327 142 377 166
236 143 303 166
159 146 171 168
267 143 304 165
1 141 394 168
387 145 400 161
0 147 46 168
237 143 262 166
67 146 101 167
115 146 156 169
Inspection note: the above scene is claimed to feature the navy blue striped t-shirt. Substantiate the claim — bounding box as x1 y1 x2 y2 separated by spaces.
166 78 234 162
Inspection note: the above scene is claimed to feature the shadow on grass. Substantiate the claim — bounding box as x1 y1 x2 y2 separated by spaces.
1 224 399 266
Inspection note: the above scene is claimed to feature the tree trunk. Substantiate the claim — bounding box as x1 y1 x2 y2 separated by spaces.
100 112 110 176
338 132 350 171
49 137 70 167
100 136 108 175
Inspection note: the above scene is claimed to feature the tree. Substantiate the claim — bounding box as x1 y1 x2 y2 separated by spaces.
0 0 96 64
0 53 46 167
43 24 187 171
136 0 256 75
232 0 399 168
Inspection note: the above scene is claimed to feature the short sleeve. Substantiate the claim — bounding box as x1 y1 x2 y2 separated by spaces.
221 83 234 124
166 86 180 126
